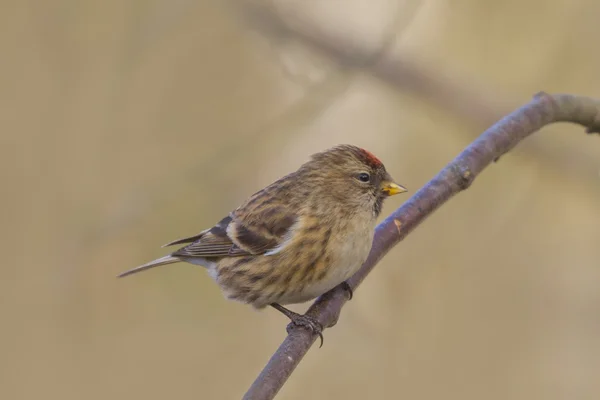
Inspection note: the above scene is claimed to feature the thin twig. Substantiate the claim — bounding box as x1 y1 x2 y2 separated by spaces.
242 93 600 400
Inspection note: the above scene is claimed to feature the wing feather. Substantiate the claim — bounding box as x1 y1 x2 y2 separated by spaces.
170 176 300 259
171 207 298 259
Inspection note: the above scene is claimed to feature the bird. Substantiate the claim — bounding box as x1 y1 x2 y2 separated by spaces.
118 144 406 345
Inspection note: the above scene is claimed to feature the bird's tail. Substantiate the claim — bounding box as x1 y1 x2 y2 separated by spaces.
117 255 180 278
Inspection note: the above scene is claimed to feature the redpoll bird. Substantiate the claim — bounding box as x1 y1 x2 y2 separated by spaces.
119 145 406 344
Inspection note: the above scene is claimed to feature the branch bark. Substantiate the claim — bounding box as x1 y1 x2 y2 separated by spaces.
242 93 600 400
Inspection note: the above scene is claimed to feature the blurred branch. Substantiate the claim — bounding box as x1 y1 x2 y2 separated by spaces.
243 0 412 87
235 0 508 128
242 93 600 400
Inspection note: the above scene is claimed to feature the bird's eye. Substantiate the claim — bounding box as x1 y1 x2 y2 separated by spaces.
357 173 371 182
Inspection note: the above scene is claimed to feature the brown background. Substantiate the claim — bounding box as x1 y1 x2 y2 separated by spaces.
4 1 600 399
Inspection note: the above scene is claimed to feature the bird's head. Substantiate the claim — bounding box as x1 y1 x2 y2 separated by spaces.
298 145 407 217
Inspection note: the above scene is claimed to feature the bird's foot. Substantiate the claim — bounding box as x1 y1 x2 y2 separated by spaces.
287 314 324 348
270 303 324 348
340 281 353 300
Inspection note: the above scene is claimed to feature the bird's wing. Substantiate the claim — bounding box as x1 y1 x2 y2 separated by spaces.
171 215 241 258
171 206 299 258
162 230 210 247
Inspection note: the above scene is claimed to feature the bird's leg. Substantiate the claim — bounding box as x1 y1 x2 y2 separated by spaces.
270 303 324 348
340 281 353 300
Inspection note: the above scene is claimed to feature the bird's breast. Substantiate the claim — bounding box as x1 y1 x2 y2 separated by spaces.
328 221 374 278
280 216 375 304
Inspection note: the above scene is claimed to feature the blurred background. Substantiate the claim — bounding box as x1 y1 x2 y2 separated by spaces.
4 1 600 399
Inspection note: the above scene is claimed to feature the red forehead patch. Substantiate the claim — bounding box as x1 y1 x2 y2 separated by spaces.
360 148 382 167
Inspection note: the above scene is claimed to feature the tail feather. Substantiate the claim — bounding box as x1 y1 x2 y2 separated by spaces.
161 230 208 248
117 255 180 278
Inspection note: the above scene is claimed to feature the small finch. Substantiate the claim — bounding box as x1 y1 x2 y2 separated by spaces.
119 145 406 344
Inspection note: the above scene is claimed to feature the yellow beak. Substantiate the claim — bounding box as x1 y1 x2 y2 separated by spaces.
381 181 407 196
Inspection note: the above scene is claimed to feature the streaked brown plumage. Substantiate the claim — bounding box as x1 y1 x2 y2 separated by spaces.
119 145 406 343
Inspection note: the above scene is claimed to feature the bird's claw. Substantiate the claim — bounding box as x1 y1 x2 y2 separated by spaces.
271 303 325 347
286 315 324 348
340 281 353 300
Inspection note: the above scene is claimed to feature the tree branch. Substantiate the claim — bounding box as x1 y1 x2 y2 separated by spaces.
235 0 509 129
242 93 600 400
